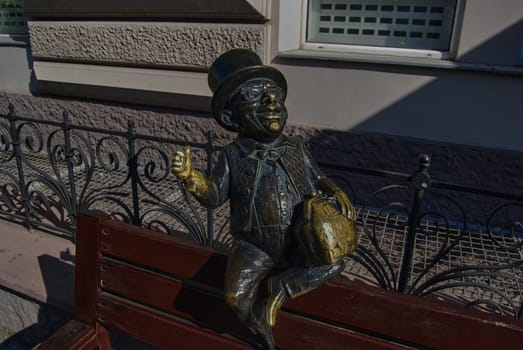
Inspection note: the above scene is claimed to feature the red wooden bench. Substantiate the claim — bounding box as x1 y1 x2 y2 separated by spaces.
36 211 523 349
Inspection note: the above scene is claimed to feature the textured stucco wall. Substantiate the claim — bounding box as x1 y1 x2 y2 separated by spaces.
28 22 266 68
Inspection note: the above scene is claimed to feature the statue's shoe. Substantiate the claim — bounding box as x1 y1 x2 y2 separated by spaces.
266 276 287 327
248 301 275 350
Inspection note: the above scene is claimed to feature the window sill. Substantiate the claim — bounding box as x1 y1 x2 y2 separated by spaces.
276 49 523 76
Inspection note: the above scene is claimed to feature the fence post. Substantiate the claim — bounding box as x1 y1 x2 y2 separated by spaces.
205 130 215 246
7 104 32 230
62 111 79 233
397 154 431 292
127 120 141 226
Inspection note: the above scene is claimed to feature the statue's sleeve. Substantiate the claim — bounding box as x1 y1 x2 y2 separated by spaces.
189 151 230 209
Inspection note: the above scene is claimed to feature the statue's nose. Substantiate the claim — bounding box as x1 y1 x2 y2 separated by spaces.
262 91 277 104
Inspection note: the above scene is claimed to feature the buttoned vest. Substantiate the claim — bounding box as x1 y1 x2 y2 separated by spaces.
224 137 316 234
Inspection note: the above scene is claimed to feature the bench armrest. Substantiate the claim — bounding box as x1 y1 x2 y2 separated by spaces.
35 320 109 350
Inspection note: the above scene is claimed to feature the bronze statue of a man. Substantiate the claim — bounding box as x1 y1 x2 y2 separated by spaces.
172 49 357 349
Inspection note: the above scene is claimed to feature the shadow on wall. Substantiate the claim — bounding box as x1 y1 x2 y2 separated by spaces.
457 18 523 66
352 68 523 154
26 42 38 95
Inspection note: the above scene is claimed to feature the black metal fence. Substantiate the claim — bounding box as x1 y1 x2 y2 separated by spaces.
0 104 522 321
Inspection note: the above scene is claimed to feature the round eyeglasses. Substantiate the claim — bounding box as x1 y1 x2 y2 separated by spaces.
239 81 284 103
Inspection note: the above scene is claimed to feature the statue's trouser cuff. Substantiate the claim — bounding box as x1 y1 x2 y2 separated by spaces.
280 259 345 299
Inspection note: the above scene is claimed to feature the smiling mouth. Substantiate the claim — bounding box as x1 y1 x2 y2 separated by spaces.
257 114 283 133
258 107 283 117
258 113 283 126
260 114 281 120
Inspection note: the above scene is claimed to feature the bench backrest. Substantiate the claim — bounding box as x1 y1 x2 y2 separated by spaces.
75 212 523 350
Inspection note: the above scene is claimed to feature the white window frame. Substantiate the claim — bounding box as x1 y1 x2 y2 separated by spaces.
0 0 28 45
0 0 27 35
278 0 464 60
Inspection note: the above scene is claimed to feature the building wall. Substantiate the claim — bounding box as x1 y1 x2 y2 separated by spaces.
276 59 523 152
15 0 523 153
0 42 34 95
1 0 522 167
457 0 523 65
270 0 523 152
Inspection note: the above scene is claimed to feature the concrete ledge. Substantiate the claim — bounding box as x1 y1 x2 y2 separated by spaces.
24 0 268 22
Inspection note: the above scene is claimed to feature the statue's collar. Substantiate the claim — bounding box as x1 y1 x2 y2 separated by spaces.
234 135 293 156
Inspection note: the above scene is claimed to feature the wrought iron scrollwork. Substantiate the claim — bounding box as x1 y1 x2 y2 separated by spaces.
79 134 132 223
0 104 521 320
347 154 522 320
0 105 215 242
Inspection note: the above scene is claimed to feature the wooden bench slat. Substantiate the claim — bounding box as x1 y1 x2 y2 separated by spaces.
275 312 415 350
99 257 415 350
99 219 523 350
35 320 97 350
286 277 523 350
100 220 226 288
38 214 523 349
99 257 250 338
98 293 253 350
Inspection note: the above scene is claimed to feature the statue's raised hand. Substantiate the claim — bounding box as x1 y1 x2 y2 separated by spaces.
171 146 210 197
171 145 193 180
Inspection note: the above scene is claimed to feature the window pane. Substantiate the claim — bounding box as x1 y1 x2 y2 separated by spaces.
0 0 27 35
307 0 457 51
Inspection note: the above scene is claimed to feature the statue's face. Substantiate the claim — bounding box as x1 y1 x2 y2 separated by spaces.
229 78 287 142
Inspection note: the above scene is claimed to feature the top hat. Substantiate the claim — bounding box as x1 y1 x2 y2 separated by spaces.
208 49 287 132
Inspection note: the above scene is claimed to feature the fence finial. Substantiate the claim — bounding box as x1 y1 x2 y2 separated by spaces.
419 154 431 170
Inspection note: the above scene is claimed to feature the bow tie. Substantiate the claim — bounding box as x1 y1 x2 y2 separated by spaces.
249 146 287 161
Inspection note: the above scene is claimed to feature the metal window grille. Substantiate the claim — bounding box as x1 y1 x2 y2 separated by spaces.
0 0 26 35
307 0 457 51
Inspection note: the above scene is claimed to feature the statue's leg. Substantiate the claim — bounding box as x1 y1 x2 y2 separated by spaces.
281 259 345 298
266 259 345 327
224 240 274 349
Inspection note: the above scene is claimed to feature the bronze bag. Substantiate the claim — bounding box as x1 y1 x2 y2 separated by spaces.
293 194 358 266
